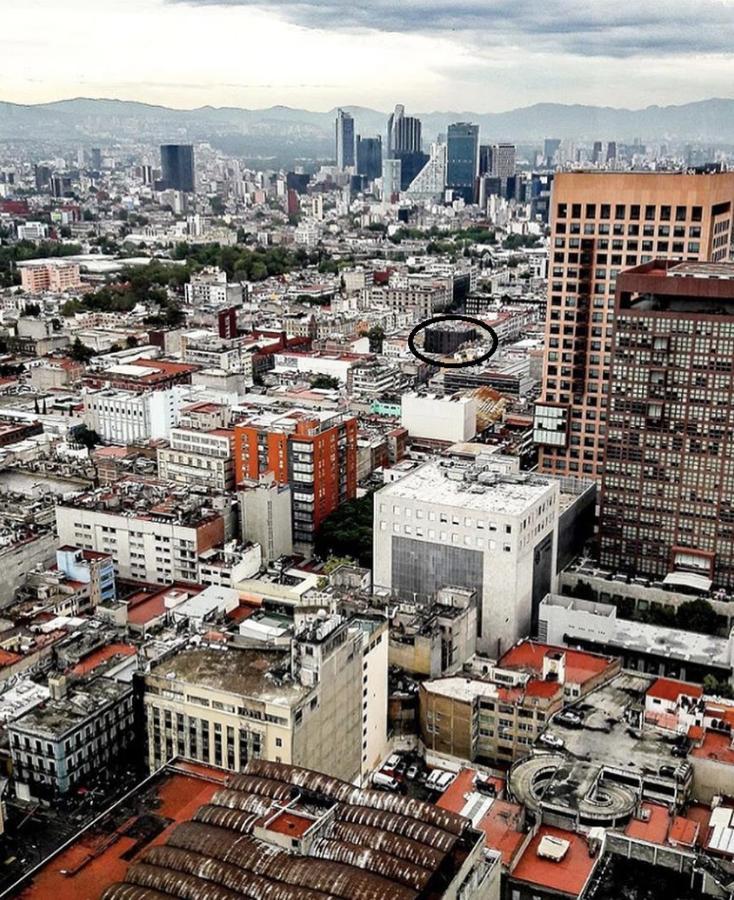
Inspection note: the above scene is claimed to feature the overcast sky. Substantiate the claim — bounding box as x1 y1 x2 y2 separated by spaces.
3 0 734 111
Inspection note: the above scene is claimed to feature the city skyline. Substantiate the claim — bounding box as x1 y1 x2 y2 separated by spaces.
4 0 734 111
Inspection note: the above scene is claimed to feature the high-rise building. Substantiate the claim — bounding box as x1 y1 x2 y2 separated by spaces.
335 108 355 169
386 105 425 190
446 122 479 204
405 141 447 200
160 144 195 193
592 141 603 164
533 171 734 481
544 138 561 166
479 144 492 176
606 141 618 162
599 260 734 588
387 104 421 155
233 410 357 547
489 143 516 181
381 157 402 201
356 135 382 181
90 147 102 170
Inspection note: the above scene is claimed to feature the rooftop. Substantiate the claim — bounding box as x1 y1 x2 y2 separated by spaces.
510 825 598 897
148 646 306 705
103 759 486 900
378 460 556 515
9 677 131 739
499 639 617 687
16 763 227 900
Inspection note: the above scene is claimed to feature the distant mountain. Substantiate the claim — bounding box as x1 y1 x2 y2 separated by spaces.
1 97 733 160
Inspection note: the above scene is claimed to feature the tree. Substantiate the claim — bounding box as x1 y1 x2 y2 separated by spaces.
126 335 139 348
23 302 41 317
314 493 374 568
367 325 385 354
310 374 340 391
675 598 720 635
69 337 95 362
70 423 102 449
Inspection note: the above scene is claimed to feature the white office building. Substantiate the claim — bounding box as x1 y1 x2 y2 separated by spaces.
373 459 560 656
401 392 477 444
83 387 180 444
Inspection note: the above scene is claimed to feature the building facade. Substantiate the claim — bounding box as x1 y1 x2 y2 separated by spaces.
534 171 734 480
157 427 235 492
234 411 357 547
600 260 734 587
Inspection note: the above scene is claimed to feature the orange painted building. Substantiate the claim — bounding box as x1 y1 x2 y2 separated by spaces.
234 411 357 545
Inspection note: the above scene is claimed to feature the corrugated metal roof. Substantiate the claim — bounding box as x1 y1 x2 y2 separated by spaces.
104 760 480 900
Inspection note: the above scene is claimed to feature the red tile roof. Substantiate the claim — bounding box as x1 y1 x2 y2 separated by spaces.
647 677 703 703
669 815 699 848
479 801 526 867
499 640 615 687
625 803 671 845
511 826 597 897
18 769 223 900
70 643 136 676
691 731 734 766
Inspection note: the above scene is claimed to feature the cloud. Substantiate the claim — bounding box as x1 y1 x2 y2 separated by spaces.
165 0 734 57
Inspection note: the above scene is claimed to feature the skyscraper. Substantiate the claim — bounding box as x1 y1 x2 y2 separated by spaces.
160 144 195 193
533 171 734 481
387 104 421 156
544 139 561 166
335 109 355 169
386 104 426 190
489 143 516 181
599 260 734 588
446 123 479 204
356 136 382 181
381 158 402 201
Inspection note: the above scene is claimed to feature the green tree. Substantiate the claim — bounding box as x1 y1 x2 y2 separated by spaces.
310 374 340 390
69 337 95 362
675 598 720 635
70 423 102 449
23 302 41 317
314 493 374 568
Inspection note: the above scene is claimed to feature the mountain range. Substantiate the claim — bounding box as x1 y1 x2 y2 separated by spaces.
1 97 733 162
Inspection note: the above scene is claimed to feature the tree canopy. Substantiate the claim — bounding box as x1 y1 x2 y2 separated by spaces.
314 493 374 568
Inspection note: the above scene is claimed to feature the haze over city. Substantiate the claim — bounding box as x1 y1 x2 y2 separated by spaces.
5 0 734 109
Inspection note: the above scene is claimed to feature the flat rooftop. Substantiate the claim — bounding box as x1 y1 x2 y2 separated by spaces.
148 646 307 705
553 671 682 775
10 677 130 739
378 461 555 515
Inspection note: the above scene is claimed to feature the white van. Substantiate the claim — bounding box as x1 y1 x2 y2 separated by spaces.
372 771 400 790
436 770 456 791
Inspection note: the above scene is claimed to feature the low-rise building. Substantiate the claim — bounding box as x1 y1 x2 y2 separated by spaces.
9 674 134 799
55 479 226 585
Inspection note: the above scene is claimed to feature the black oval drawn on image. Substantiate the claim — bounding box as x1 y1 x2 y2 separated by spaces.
407 315 499 369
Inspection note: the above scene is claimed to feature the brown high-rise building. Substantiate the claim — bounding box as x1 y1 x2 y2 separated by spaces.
534 171 734 480
599 260 734 588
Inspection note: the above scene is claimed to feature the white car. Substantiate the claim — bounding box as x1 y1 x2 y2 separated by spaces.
385 754 401 770
539 732 565 749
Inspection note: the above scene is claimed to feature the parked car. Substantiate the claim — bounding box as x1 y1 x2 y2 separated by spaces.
384 754 401 770
372 771 400 790
555 710 584 729
406 764 420 781
539 732 565 749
